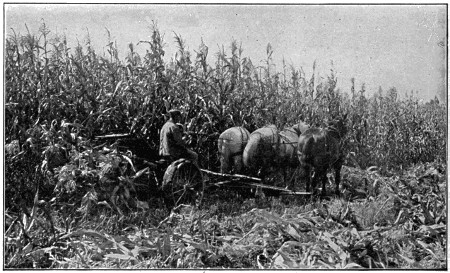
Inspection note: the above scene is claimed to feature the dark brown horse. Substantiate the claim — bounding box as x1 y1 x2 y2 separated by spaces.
297 115 347 196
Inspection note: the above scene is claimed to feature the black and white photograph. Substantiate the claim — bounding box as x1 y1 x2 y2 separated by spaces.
3 3 447 269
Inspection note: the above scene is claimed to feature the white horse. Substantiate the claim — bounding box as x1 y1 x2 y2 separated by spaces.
243 122 310 187
242 125 278 176
218 126 251 174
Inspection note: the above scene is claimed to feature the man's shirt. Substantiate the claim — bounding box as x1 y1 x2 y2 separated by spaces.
159 119 187 158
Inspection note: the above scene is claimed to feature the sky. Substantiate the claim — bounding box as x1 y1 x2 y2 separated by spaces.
4 4 447 102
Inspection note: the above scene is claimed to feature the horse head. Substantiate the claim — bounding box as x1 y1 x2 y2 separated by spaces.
327 114 348 139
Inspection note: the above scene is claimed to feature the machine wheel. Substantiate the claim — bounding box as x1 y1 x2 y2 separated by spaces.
162 159 204 208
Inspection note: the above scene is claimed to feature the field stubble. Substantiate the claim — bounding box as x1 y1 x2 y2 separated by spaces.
4 23 447 269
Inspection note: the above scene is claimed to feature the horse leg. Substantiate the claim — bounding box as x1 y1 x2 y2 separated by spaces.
311 168 322 195
333 158 343 196
301 165 311 192
291 168 296 191
233 155 243 174
334 167 341 196
219 140 231 173
320 169 328 197
259 154 273 181
290 167 298 191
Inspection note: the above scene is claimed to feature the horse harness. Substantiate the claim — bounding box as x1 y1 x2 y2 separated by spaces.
278 127 300 146
234 126 249 158
220 126 302 159
254 126 280 151
219 127 249 159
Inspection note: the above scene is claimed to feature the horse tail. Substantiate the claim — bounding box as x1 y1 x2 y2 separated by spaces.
239 127 250 152
243 132 261 170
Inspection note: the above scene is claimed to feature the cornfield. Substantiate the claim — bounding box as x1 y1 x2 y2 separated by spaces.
4 23 447 269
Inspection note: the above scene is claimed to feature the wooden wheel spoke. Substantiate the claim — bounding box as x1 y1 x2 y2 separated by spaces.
164 161 204 207
172 187 186 195
175 189 188 205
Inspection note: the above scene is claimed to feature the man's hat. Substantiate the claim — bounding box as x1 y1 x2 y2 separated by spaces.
168 109 182 117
